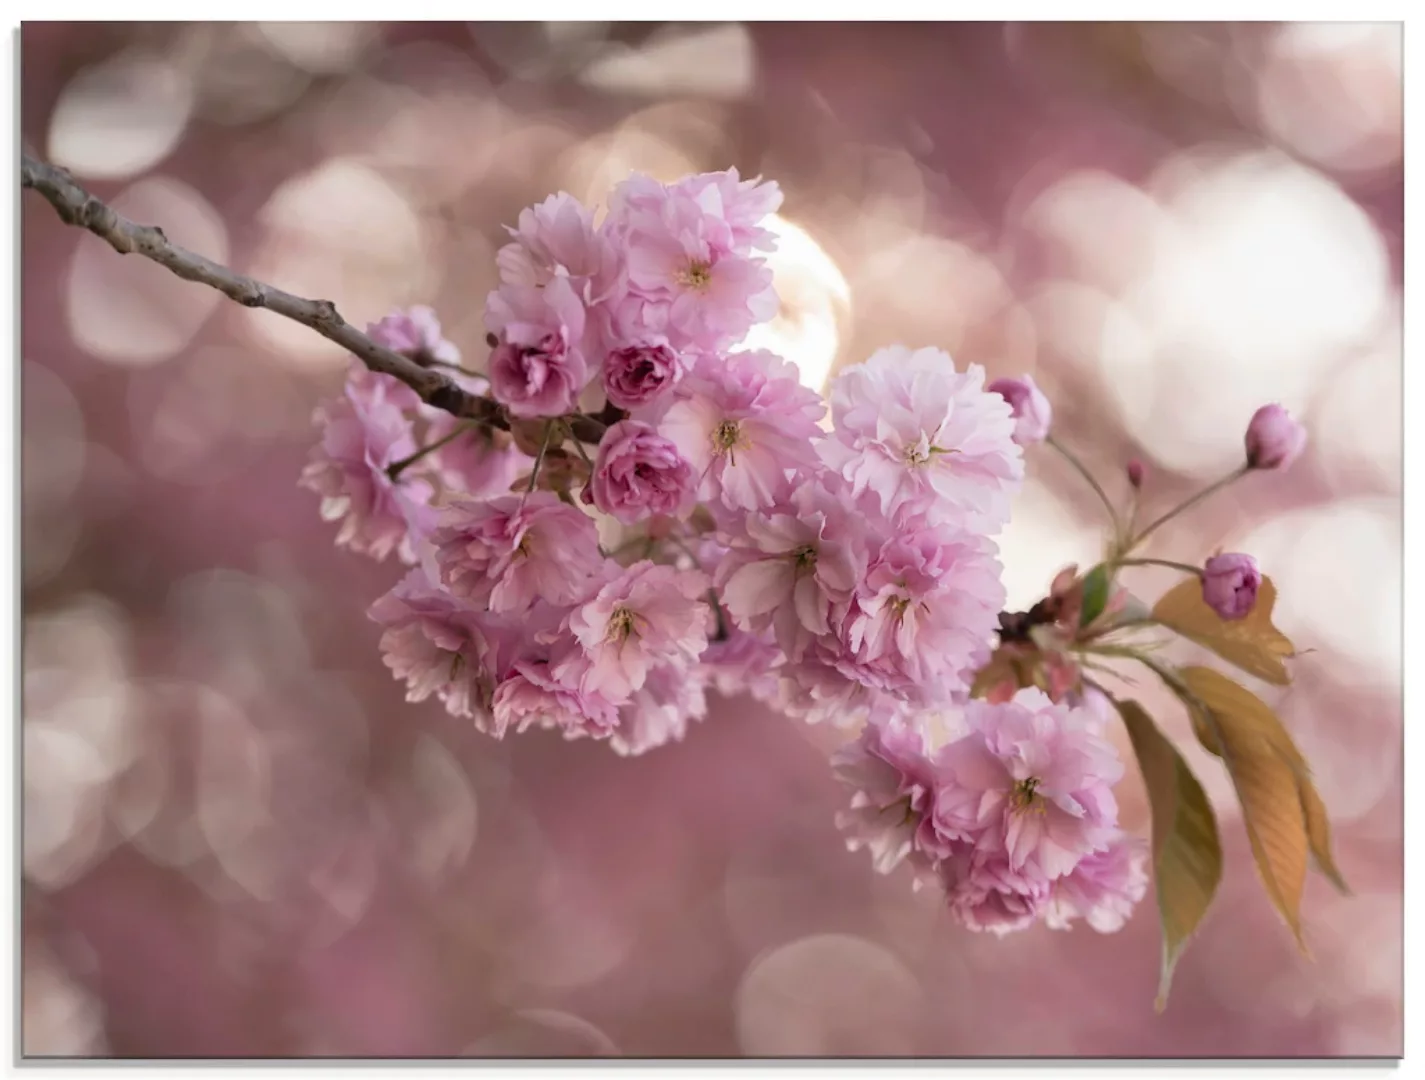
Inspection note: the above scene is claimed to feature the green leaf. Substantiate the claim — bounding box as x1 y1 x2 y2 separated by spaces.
1079 563 1112 628
1177 667 1312 952
1115 698 1224 1012
1153 576 1297 685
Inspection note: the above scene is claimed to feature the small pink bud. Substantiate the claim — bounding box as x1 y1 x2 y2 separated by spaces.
1126 459 1146 489
1245 404 1307 471
1201 553 1261 621
987 375 1052 445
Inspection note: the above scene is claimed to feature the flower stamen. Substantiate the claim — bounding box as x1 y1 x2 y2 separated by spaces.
606 605 638 645
677 260 712 290
1010 776 1046 815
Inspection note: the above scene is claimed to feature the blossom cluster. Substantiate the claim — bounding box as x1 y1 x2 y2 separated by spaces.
832 687 1147 935
300 169 1027 762
300 168 1314 950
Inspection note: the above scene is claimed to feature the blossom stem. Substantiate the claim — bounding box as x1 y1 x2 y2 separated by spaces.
525 421 555 494
1046 436 1122 540
386 423 473 481
707 589 729 643
566 433 596 469
1114 557 1203 577
1126 465 1250 551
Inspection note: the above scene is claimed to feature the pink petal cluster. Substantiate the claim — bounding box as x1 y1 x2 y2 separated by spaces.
602 340 686 412
368 568 509 720
603 171 782 354
589 420 697 524
307 174 1028 774
299 364 434 564
821 346 1024 532
832 689 1145 937
430 493 604 614
658 350 826 514
558 561 713 704
486 276 590 418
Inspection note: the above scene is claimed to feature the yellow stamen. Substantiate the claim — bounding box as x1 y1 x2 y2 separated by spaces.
678 260 712 289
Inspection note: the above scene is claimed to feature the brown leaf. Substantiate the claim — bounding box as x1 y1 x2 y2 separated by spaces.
1153 576 1297 685
1299 775 1351 896
1178 667 1311 951
1116 699 1224 1012
1172 668 1349 897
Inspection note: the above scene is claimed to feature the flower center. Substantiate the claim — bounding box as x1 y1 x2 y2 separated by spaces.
1010 776 1045 814
792 544 818 572
713 419 744 456
677 260 712 289
606 606 638 644
903 434 956 467
447 651 465 681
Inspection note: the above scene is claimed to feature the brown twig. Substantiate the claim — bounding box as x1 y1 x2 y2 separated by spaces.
20 152 513 427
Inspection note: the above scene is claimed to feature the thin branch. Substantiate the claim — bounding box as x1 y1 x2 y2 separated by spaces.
1045 435 1122 541
1127 464 1250 551
386 422 475 481
21 153 506 428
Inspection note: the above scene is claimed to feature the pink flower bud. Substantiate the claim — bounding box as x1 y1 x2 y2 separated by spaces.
987 375 1052 445
1201 553 1261 621
1126 459 1146 489
1244 404 1307 471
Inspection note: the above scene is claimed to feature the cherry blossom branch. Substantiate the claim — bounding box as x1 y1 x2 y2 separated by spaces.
20 153 619 441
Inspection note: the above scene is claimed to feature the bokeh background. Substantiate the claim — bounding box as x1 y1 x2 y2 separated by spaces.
19 21 1403 1058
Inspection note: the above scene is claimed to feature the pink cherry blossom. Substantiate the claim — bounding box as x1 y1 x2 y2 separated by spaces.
658 350 825 512
558 561 712 704
1045 834 1149 933
832 715 942 876
717 480 865 660
673 169 783 252
486 275 590 418
367 306 462 368
602 339 687 412
368 569 508 720
495 192 618 299
933 688 1124 881
940 847 1053 935
821 345 1024 531
300 364 434 564
603 176 778 353
589 420 697 524
430 492 603 614
489 657 621 742
843 519 1006 702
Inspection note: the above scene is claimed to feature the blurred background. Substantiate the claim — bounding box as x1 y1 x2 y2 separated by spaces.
20 21 1402 1058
